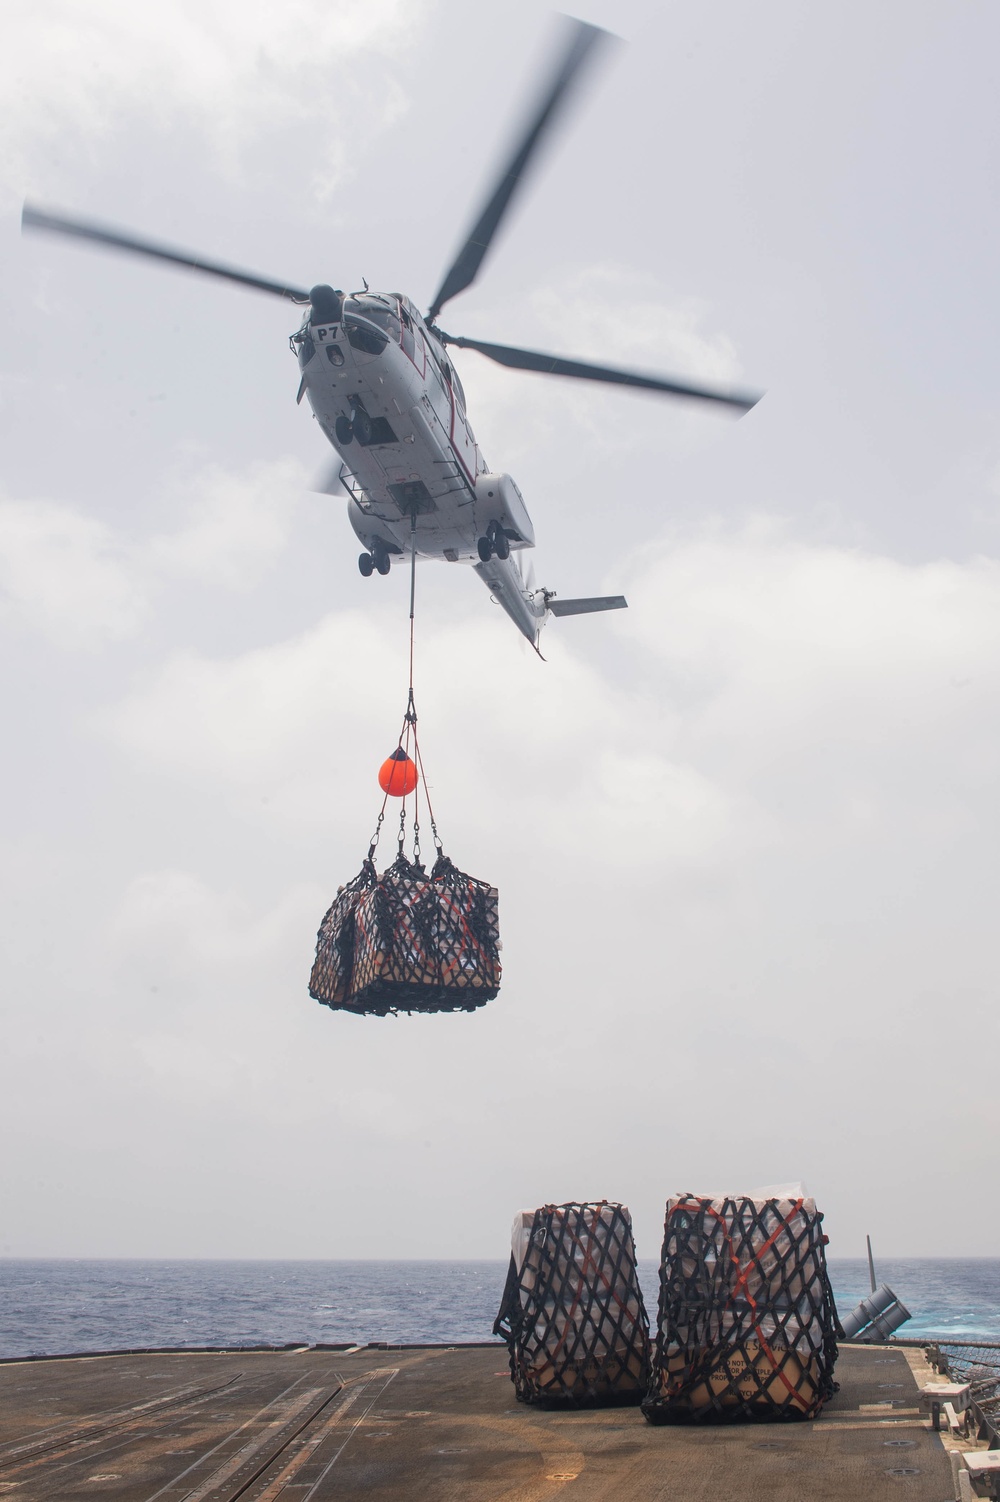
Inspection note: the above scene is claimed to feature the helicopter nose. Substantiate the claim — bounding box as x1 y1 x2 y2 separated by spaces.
309 285 343 324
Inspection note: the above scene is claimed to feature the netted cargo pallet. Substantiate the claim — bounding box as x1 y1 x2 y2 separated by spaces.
642 1192 839 1424
494 1202 650 1408
309 610 502 1019
308 860 377 1011
310 853 500 1016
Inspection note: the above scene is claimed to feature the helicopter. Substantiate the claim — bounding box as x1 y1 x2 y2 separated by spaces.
22 18 761 647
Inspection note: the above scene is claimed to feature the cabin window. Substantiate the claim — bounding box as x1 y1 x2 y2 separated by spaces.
425 355 451 423
400 307 416 362
448 363 467 412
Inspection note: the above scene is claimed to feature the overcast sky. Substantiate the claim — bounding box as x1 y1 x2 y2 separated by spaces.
2 0 999 1264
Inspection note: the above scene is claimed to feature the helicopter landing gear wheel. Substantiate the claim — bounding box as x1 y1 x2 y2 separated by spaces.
352 407 373 446
373 541 391 576
335 414 353 445
358 552 374 577
477 520 508 563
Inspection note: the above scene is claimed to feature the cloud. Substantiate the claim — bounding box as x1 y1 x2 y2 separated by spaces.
96 600 741 875
96 513 1000 905
0 457 308 648
532 266 744 387
107 867 318 1093
2 0 426 194
147 457 307 589
97 609 393 785
96 514 1000 921
9 510 1000 1254
456 265 751 465
96 866 427 1140
0 497 146 647
619 516 1000 768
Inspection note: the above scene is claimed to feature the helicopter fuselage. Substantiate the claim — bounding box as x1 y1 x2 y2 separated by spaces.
23 21 757 647
296 290 545 641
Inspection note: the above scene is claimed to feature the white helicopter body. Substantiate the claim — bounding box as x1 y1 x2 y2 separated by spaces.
298 292 554 644
22 19 760 647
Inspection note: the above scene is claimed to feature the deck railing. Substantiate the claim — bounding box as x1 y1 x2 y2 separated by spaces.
926 1340 1000 1449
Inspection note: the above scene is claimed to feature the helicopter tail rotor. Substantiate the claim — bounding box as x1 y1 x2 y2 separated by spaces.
546 594 627 617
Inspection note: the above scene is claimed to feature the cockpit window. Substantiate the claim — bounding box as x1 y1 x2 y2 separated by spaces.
344 294 400 340
345 321 387 356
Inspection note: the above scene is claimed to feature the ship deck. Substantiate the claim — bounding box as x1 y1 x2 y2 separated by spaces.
0 1341 955 1500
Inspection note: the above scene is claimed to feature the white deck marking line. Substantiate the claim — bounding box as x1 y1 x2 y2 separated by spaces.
0 1381 246 1479
819 1417 928 1431
0 1380 240 1467
296 1370 399 1502
142 1376 321 1502
156 1387 325 1495
160 1389 325 1502
245 1377 384 1502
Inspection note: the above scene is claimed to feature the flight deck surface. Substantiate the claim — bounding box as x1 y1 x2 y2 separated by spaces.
0 1342 954 1500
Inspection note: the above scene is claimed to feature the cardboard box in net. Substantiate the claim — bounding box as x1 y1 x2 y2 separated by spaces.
311 854 500 1015
350 857 500 1000
496 1202 650 1406
643 1186 838 1422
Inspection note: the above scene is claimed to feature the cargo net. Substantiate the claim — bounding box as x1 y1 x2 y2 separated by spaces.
308 539 501 1018
493 1202 650 1408
309 851 500 1016
642 1194 839 1425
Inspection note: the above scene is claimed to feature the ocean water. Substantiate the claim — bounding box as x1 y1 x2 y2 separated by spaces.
826 1259 1000 1341
1 1258 998 1360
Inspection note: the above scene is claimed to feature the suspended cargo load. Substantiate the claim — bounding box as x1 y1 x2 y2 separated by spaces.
493 1202 650 1408
642 1188 839 1424
308 568 501 1018
310 852 500 1016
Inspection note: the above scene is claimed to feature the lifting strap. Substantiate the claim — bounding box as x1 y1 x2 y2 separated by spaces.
367 513 442 869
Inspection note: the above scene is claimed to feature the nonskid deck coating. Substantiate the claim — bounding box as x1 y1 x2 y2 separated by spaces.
0 1343 954 1500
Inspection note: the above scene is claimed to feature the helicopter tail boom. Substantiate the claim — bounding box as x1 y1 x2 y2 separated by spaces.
473 555 544 643
473 554 627 646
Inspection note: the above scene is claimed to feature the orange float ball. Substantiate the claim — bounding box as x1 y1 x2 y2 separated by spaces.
378 747 418 797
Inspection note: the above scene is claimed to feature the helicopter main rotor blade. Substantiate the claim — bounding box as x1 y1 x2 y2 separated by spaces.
426 18 609 324
439 334 762 414
22 205 310 303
